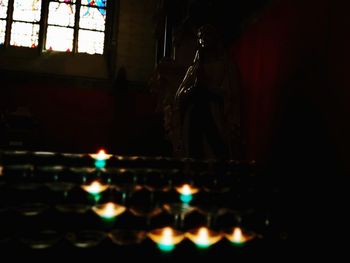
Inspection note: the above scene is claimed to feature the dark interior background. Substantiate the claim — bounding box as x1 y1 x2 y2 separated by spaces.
0 0 349 179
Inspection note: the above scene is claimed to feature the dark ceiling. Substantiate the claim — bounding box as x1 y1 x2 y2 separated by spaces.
165 0 273 45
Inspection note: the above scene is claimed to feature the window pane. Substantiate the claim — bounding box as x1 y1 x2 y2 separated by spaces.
0 19 6 45
0 0 9 19
80 6 105 31
10 21 39 48
13 0 42 23
48 2 75 27
78 29 104 54
82 0 106 9
46 25 73 51
80 1 106 16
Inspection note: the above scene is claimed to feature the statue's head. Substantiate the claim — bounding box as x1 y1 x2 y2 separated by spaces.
197 24 219 49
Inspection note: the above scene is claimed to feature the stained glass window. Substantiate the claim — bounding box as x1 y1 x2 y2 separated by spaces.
48 2 76 27
79 6 105 31
13 0 41 22
0 20 6 45
46 26 74 51
81 0 106 8
8 0 42 48
78 29 104 54
0 0 9 19
1 0 109 54
0 0 9 45
77 1 107 54
10 22 40 47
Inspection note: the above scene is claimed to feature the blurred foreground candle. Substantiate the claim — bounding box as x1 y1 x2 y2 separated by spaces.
90 149 112 169
92 202 126 221
224 227 255 246
175 184 199 203
148 227 185 252
186 227 222 249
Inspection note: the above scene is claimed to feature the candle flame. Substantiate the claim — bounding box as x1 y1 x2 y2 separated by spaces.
162 227 175 245
92 202 126 219
89 149 112 160
225 227 254 244
175 184 199 195
81 181 108 194
186 227 222 247
148 227 184 246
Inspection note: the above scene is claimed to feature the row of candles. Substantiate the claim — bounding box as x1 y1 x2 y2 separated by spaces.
0 150 260 251
89 150 257 251
11 226 256 251
147 226 255 252
82 180 199 204
1 149 255 195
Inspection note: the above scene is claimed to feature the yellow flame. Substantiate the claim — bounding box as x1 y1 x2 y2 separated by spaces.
161 227 175 245
92 202 126 218
89 149 112 160
81 181 108 194
148 227 184 245
186 227 222 246
175 184 199 195
225 227 254 244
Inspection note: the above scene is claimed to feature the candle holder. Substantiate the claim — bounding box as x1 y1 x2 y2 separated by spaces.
66 230 107 248
163 203 197 229
89 149 112 169
109 229 147 246
175 184 199 204
19 229 62 250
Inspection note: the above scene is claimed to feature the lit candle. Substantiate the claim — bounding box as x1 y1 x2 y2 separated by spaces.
175 184 199 203
148 227 185 252
224 227 255 246
89 149 112 169
186 227 222 249
91 202 126 220
81 180 109 203
81 181 109 195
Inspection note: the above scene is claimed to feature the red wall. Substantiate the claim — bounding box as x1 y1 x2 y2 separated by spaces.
231 0 349 174
0 80 165 155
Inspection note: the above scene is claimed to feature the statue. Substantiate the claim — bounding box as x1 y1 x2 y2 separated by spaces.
169 24 242 159
149 0 243 160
